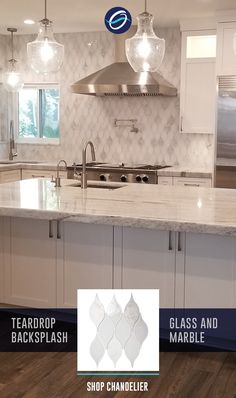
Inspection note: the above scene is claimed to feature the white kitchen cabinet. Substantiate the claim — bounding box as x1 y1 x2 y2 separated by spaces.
217 22 236 75
4 218 57 308
184 233 236 308
173 177 212 187
158 176 173 185
114 227 176 308
158 176 212 187
22 169 67 180
57 222 113 307
0 170 21 183
180 31 216 134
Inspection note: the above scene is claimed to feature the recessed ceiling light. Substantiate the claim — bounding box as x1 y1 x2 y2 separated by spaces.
24 19 35 25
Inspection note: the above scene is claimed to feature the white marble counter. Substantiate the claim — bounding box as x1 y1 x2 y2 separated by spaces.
0 178 235 236
0 161 66 172
157 165 212 178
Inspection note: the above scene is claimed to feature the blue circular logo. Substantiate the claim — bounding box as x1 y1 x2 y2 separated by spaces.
104 7 132 34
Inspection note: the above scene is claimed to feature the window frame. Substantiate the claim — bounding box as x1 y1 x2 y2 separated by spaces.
15 83 61 145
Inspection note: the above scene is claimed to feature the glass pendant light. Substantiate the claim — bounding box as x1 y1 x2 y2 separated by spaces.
3 28 24 92
125 0 165 72
27 0 64 74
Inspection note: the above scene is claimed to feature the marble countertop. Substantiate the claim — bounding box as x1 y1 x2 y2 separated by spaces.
0 161 67 172
0 161 213 178
157 166 212 178
0 178 235 236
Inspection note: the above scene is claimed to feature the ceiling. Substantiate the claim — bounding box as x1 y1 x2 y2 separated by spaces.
0 0 236 34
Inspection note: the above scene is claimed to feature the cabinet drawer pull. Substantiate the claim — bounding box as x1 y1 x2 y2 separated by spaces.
168 231 173 251
49 221 53 238
32 175 45 178
184 183 200 187
57 220 61 239
180 116 183 132
177 232 181 252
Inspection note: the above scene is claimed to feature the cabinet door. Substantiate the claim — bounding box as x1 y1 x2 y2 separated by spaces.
158 176 173 185
4 218 57 308
180 31 216 134
180 60 216 134
118 227 175 308
185 233 236 308
217 22 236 75
57 222 113 307
22 170 67 180
173 177 212 187
0 170 21 183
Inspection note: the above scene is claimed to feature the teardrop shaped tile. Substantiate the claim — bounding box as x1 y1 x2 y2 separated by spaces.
115 315 131 347
89 294 105 328
124 294 140 329
124 333 141 367
90 335 105 366
134 315 148 345
107 295 122 326
97 315 115 347
107 335 122 367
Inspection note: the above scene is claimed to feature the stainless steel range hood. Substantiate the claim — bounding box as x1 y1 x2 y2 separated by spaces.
71 29 177 97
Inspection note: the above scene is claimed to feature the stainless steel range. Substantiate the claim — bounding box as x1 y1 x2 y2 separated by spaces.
67 162 170 184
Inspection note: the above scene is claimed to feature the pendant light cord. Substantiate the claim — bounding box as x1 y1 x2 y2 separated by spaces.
11 31 14 60
45 0 47 19
144 0 147 12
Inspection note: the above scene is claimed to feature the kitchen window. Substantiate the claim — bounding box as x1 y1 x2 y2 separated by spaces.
17 84 60 144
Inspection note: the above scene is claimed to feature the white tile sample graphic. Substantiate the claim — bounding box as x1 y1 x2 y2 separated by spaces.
89 293 148 367
78 289 159 372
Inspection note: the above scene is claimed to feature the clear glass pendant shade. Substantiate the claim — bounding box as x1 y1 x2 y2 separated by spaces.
3 62 24 92
3 28 24 92
27 21 64 74
125 12 165 72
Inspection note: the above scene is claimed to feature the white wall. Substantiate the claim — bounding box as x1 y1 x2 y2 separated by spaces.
1 28 214 168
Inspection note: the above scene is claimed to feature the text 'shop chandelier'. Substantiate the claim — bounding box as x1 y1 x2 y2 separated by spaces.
27 0 64 74
3 28 24 92
125 0 165 72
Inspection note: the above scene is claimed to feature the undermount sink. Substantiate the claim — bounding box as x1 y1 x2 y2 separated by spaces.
68 182 124 190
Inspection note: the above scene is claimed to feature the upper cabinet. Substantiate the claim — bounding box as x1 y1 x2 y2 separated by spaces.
217 22 236 75
180 30 216 134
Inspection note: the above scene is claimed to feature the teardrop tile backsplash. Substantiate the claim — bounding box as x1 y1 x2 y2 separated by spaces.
89 293 148 367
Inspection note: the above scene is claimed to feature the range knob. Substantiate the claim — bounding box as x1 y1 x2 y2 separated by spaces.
136 175 142 183
142 175 149 183
121 175 128 182
100 174 107 181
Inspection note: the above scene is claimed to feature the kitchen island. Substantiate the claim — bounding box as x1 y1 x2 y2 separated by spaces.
0 178 235 309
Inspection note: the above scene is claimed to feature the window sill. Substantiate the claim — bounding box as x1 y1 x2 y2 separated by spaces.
16 138 60 146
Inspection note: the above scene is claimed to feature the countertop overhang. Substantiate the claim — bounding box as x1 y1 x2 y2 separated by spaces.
0 178 235 236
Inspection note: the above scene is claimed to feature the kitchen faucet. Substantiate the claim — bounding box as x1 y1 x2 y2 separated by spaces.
9 120 17 161
52 159 68 187
81 141 96 189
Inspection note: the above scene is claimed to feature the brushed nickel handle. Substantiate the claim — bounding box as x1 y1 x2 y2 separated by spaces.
177 232 181 252
57 220 61 239
180 116 183 132
49 221 53 238
184 183 200 187
168 231 173 251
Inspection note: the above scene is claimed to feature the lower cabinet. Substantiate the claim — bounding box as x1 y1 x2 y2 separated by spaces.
4 218 57 308
158 176 212 187
1 218 236 310
114 227 175 308
184 233 236 308
0 170 21 184
57 222 113 307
